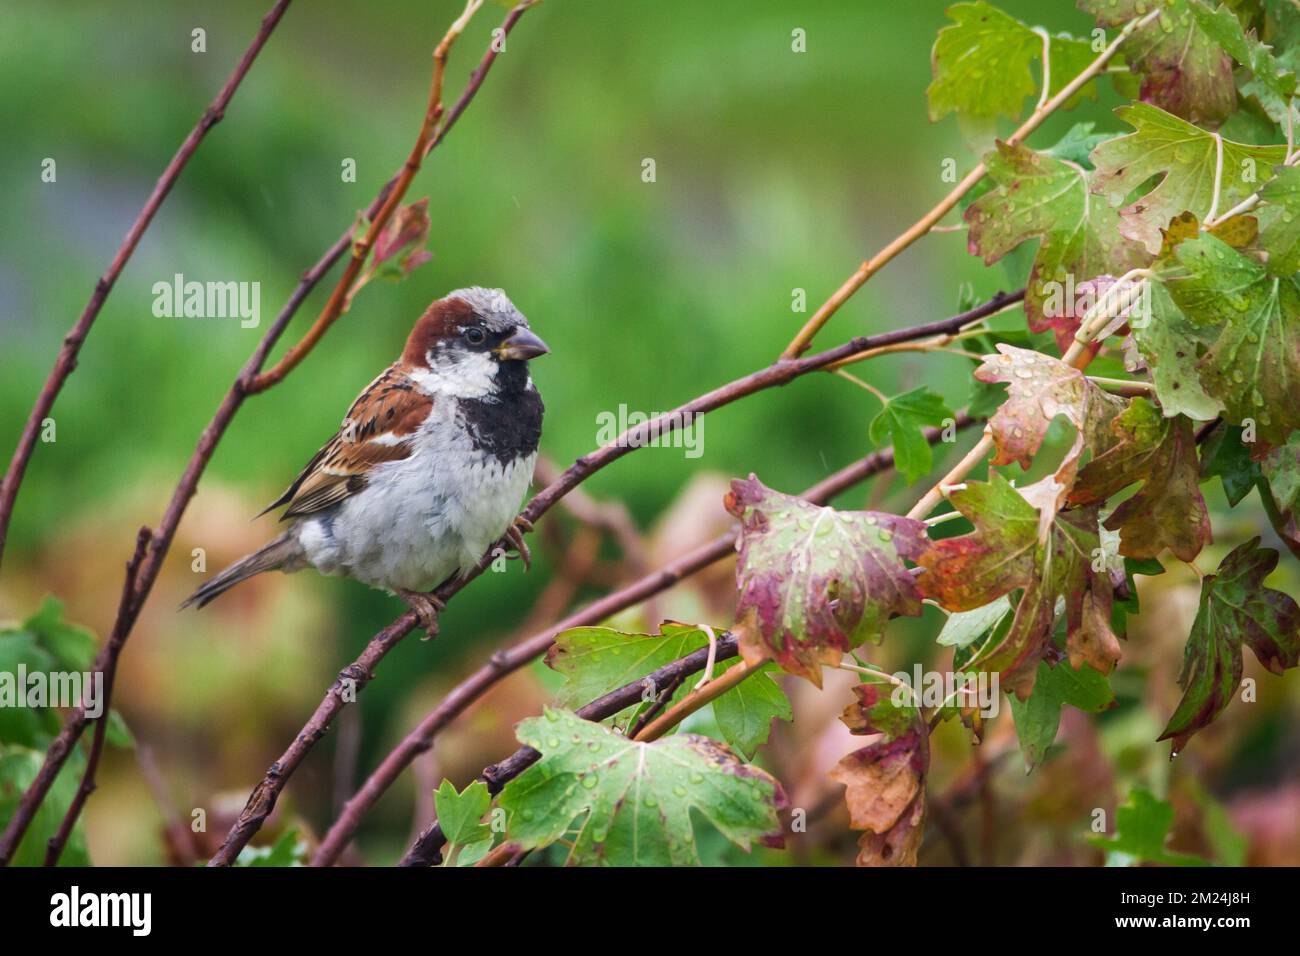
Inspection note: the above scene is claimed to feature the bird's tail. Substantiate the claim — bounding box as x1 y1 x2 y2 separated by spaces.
180 532 303 610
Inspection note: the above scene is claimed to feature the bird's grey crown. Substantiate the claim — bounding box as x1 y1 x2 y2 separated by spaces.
447 286 529 333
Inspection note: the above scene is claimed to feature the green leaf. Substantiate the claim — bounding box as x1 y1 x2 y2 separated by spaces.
433 779 492 856
546 624 790 755
1262 431 1300 512
1188 0 1297 101
1009 659 1115 771
104 710 134 750
1091 103 1286 254
546 623 707 717
929 2 1098 128
1160 537 1300 753
0 744 90 866
1090 788 1208 866
499 708 785 866
235 827 306 867
725 476 930 685
1159 234 1300 443
867 387 953 482
1256 164 1300 276
710 661 791 759
936 595 1014 648
1081 0 1236 126
1128 282 1225 421
966 142 1151 352
21 597 96 672
1200 423 1263 506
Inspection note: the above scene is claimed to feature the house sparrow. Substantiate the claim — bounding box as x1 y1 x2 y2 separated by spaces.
182 287 547 633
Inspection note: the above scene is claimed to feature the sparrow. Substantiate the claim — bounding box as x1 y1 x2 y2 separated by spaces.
182 287 547 633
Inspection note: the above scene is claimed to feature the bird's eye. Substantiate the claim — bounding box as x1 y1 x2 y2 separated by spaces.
463 327 486 346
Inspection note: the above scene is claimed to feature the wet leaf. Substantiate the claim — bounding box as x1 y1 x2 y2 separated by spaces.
1081 0 1235 125
1160 538 1300 753
1159 234 1300 444
725 476 929 686
500 709 786 866
975 344 1126 514
930 2 1098 126
1091 103 1286 254
966 142 1150 352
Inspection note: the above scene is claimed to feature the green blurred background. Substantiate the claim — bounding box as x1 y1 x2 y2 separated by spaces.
2 0 1297 866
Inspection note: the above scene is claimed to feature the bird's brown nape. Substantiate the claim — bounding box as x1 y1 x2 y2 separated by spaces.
401 295 477 367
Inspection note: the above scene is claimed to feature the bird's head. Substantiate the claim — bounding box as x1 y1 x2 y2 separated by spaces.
402 287 548 398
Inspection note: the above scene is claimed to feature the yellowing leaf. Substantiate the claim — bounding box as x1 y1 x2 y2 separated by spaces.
1091 103 1286 254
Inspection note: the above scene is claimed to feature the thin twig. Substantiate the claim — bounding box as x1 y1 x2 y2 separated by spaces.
779 8 1159 359
246 0 512 392
0 0 294 572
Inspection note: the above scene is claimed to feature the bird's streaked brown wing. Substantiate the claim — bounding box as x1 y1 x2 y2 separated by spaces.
259 365 433 520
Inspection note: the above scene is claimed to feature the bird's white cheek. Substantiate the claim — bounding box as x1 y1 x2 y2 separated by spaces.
410 351 498 398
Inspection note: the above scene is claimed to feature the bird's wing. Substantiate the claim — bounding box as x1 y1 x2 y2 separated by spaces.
260 365 434 520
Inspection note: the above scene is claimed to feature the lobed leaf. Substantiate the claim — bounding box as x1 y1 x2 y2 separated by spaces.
1160 537 1300 753
725 476 929 686
500 709 786 866
1091 103 1286 254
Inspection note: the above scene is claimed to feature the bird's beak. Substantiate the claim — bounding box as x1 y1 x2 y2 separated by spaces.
495 328 549 361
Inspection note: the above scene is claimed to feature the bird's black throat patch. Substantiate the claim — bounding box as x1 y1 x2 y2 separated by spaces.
460 369 543 465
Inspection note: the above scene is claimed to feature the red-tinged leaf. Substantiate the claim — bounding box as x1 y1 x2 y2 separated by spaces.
831 690 928 867
1103 416 1211 562
918 473 1117 697
372 198 433 278
975 345 1126 518
839 677 920 743
724 476 929 686
965 142 1149 353
1071 399 1212 562
1160 538 1300 753
1080 0 1235 126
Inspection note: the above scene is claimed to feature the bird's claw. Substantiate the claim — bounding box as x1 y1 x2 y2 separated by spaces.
398 589 445 640
502 516 533 571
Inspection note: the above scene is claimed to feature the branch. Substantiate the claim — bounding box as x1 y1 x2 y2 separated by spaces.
0 0 536 865
398 635 744 867
631 656 762 743
309 414 977 866
264 305 1008 867
42 528 153 865
245 0 514 392
0 0 294 571
779 8 1159 359
0 527 150 865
